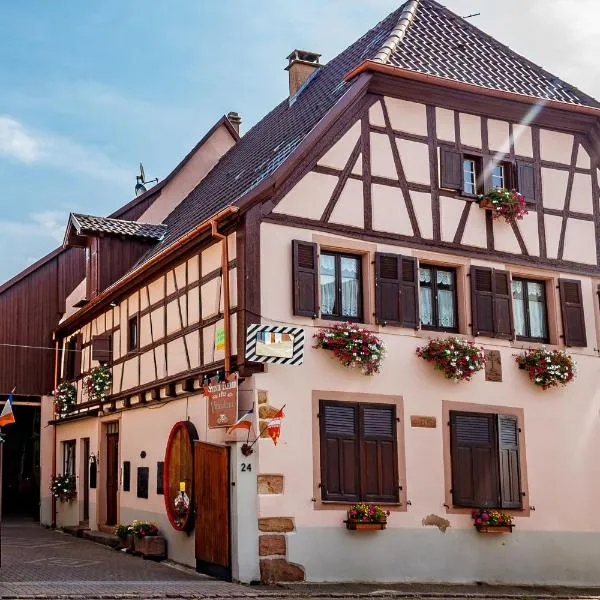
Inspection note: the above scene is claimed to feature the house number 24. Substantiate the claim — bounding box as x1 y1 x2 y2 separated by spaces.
241 463 252 472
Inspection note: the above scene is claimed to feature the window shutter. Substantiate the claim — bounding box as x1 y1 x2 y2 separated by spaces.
559 279 587 347
440 148 463 190
375 253 402 326
319 401 359 502
497 415 522 509
517 161 535 202
493 270 514 339
73 334 83 377
359 404 399 503
292 240 318 317
400 257 419 329
450 411 499 508
471 267 495 336
92 334 111 363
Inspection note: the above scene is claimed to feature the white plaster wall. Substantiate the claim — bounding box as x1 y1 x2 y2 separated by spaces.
540 129 574 165
459 113 482 148
384 98 427 136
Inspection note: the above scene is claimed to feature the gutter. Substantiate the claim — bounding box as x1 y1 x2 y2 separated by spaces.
345 60 600 118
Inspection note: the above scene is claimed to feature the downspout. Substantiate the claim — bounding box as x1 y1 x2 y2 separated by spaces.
211 220 231 376
51 339 59 527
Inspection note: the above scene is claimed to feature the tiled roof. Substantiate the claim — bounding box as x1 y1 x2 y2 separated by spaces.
71 214 167 241
137 0 598 267
383 0 599 108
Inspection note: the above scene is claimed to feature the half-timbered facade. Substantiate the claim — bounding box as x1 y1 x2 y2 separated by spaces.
35 0 600 585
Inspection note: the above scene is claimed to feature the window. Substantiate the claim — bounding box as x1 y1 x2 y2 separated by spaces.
491 164 505 188
319 252 362 321
127 316 139 352
319 400 399 503
64 335 82 381
450 411 522 509
92 333 112 363
463 157 479 195
63 440 76 476
419 266 457 331
512 278 548 342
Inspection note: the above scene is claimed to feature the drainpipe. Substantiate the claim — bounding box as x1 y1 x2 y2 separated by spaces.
210 220 231 376
51 339 59 527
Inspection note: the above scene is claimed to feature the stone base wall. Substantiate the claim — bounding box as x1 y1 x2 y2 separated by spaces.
257 517 305 583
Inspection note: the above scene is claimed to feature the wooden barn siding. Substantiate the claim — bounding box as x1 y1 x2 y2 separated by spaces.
0 247 85 396
97 238 155 294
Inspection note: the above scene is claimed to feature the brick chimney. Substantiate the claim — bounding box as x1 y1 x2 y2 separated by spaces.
286 50 322 96
227 112 242 135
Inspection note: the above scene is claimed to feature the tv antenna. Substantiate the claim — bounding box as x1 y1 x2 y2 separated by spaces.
463 12 481 19
135 162 159 197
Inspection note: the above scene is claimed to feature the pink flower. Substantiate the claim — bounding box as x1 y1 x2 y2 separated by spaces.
475 518 482 525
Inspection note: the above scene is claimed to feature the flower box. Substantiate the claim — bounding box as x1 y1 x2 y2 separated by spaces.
477 188 527 224
346 520 387 531
134 535 166 558
475 525 513 534
478 197 495 210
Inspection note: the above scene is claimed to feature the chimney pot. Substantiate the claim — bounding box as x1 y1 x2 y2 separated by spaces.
227 111 242 135
286 49 322 97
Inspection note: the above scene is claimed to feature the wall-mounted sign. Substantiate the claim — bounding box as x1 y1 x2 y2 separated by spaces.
245 324 305 365
215 325 225 352
205 374 238 429
410 415 437 429
163 421 198 532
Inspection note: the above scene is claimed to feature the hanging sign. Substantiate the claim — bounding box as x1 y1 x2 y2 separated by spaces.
205 374 238 429
245 324 305 365
214 325 225 352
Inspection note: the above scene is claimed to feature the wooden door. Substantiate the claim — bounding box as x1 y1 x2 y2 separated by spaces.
194 442 230 580
82 438 90 523
106 431 119 526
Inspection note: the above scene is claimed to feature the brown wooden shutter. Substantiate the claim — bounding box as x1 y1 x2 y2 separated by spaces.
440 148 463 190
471 267 494 336
497 415 522 509
292 240 318 318
375 253 402 326
359 404 399 503
450 411 499 508
400 257 419 328
73 334 83 377
92 334 111 363
559 279 587 347
516 161 535 202
319 401 359 503
493 270 514 339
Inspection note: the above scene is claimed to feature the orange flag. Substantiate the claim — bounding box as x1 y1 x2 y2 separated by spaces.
267 408 284 446
0 394 15 427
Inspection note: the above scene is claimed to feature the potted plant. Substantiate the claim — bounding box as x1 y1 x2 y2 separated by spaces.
50 474 77 503
478 188 528 224
345 503 390 531
472 509 514 534
85 365 112 403
54 382 77 417
314 322 385 375
131 520 165 558
515 347 576 390
114 524 135 552
416 337 486 382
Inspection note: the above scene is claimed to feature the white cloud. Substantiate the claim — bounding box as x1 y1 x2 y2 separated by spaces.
0 210 68 245
0 114 130 184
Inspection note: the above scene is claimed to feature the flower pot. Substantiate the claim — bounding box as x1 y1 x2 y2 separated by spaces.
346 520 387 531
134 535 166 558
478 197 495 210
124 534 135 552
475 525 513 534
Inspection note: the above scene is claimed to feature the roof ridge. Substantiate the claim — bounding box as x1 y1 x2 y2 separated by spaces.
72 212 163 226
373 0 421 64
421 0 600 108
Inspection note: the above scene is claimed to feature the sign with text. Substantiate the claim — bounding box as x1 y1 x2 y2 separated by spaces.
410 415 437 429
205 374 238 429
214 325 225 352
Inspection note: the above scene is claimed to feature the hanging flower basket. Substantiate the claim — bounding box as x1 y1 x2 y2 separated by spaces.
472 509 514 534
314 323 385 375
515 347 576 390
85 364 112 403
50 474 77 503
416 337 485 382
478 188 528 224
54 382 77 417
345 503 389 531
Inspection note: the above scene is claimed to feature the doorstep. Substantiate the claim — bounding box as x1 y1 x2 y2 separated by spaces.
274 582 600 599
62 524 90 538
82 528 121 548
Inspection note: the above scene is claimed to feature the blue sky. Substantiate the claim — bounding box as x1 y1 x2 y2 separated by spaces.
0 0 598 281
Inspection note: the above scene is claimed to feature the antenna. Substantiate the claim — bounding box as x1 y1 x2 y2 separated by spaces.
135 162 159 197
463 12 481 19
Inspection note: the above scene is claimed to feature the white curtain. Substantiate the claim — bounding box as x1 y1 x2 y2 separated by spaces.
512 280 526 337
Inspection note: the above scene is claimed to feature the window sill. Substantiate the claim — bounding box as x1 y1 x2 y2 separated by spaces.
315 500 405 512
445 505 530 517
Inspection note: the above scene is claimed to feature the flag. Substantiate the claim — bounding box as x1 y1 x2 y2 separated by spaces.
267 408 284 446
0 394 15 427
226 409 254 434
